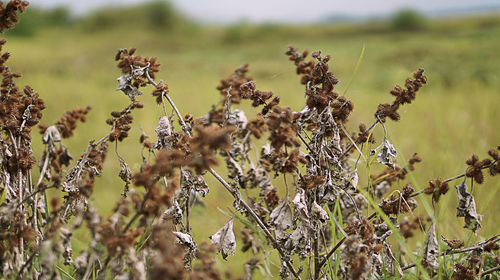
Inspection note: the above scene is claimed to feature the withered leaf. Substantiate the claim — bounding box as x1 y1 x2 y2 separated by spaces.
311 201 329 223
384 242 403 277
60 227 73 265
155 116 171 138
456 182 482 232
42 125 61 144
284 223 310 258
372 139 397 169
173 231 196 248
293 188 309 220
423 222 439 272
163 200 183 225
173 231 198 270
269 197 293 231
118 157 132 184
117 75 143 101
226 156 244 182
227 109 248 130
210 218 236 260
181 169 209 197
59 146 73 167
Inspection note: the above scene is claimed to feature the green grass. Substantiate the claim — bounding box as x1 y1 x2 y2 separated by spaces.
4 13 500 278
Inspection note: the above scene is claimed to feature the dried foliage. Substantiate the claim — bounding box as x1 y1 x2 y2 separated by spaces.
0 4 499 280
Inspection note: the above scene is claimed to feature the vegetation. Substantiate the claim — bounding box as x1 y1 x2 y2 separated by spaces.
391 9 428 31
1 0 500 279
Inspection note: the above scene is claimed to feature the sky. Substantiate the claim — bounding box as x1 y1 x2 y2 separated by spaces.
30 0 500 23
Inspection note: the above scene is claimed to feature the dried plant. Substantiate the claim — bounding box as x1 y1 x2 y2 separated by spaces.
0 2 499 279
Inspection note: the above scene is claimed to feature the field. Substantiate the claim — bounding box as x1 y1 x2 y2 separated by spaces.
4 6 500 278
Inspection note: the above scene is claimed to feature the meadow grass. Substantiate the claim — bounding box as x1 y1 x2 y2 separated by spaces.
4 14 500 278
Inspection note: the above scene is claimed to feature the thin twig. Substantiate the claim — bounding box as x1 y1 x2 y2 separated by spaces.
402 234 500 271
317 237 347 270
339 118 379 160
482 265 500 276
367 160 498 220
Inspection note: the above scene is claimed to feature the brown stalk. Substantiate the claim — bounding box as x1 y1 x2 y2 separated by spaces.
401 234 500 271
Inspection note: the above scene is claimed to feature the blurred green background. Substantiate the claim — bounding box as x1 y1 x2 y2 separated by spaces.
4 1 500 278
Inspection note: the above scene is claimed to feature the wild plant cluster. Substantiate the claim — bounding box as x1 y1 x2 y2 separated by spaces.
0 1 499 279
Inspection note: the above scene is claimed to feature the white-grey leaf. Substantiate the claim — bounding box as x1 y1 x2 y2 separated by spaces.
456 182 482 232
372 139 397 169
423 222 439 272
181 169 209 197
384 242 403 277
173 232 196 248
292 188 309 220
117 75 143 101
269 197 293 230
226 109 248 130
311 201 329 223
155 116 171 138
284 222 311 259
226 156 244 182
118 157 132 184
163 200 183 225
374 181 391 198
42 125 61 144
210 218 236 260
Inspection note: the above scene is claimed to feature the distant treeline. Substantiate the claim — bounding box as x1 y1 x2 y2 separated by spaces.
7 0 190 36
6 1 500 37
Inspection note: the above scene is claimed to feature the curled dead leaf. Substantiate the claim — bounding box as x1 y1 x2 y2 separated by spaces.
456 182 482 232
210 218 236 260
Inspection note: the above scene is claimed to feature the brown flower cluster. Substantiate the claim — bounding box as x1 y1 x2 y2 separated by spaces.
239 81 280 114
375 69 427 122
85 143 108 175
39 106 91 138
189 125 236 173
299 174 325 190
99 222 144 258
342 218 383 280
106 102 143 142
379 183 417 215
354 123 375 144
452 252 483 280
152 81 169 104
216 64 253 104
0 48 45 137
115 47 160 87
286 46 356 121
148 224 186 280
465 146 500 184
261 146 306 174
424 178 449 202
488 146 500 176
134 149 185 188
0 40 45 173
0 0 29 32
371 153 422 187
399 216 425 239
266 106 300 150
245 115 266 139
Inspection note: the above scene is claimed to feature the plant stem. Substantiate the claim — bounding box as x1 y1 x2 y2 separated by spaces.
482 265 500 276
339 118 379 160
317 237 346 271
402 234 500 271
